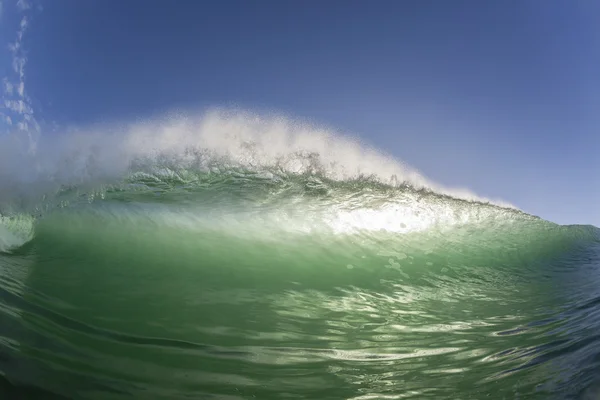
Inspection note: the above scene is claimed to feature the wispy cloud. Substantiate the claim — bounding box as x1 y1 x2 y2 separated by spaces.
5 99 32 115
16 0 29 11
3 78 14 95
1 0 39 147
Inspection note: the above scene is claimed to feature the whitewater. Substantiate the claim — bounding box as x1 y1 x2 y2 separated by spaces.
1 110 600 399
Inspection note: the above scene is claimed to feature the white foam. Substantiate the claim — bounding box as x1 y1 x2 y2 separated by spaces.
0 214 34 253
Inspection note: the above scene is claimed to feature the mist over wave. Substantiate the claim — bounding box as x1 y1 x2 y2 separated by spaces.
0 110 512 207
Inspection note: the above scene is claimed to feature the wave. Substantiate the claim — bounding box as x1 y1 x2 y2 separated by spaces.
0 110 597 255
0 108 522 252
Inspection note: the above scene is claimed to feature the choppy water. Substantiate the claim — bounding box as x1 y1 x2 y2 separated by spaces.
1 113 599 399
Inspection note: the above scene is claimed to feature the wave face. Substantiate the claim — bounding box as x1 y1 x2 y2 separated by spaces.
1 112 600 399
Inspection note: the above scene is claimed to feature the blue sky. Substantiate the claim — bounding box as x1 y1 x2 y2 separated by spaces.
1 0 599 225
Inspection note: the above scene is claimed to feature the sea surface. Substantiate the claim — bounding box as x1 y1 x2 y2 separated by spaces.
1 113 599 399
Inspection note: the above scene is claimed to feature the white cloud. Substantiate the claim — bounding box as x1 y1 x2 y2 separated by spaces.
2 7 36 133
12 56 25 76
1 1 39 147
11 17 28 80
16 0 30 11
3 78 13 95
5 99 32 115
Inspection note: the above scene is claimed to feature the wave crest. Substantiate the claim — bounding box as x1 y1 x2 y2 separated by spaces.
0 109 513 210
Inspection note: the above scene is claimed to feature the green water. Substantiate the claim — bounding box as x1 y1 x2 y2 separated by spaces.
1 167 600 399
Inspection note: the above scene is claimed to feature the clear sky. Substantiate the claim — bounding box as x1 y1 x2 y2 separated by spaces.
1 0 599 225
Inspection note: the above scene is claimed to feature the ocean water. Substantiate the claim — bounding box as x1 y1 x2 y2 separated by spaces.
1 113 599 399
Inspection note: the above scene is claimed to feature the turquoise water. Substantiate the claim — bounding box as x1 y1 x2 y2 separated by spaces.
1 115 599 399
